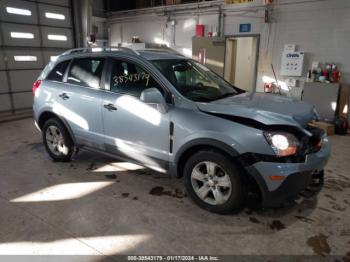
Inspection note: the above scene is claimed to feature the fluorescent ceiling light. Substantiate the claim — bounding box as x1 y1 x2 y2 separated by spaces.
45 12 65 20
10 32 34 39
6 7 31 16
14 56 37 62
48 34 67 41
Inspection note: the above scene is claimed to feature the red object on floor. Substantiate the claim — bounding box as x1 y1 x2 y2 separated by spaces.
196 24 205 37
264 83 272 93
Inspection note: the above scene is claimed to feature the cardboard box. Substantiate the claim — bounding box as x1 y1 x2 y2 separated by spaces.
309 121 335 136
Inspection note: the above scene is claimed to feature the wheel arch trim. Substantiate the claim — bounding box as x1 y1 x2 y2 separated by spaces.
171 138 240 178
38 111 77 145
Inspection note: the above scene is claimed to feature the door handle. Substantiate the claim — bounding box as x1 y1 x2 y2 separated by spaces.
104 103 117 112
59 93 70 100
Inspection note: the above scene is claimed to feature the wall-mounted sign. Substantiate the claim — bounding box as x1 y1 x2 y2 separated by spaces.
225 0 254 4
239 23 251 33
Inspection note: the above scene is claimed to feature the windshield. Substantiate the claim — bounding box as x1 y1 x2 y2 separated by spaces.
152 59 244 102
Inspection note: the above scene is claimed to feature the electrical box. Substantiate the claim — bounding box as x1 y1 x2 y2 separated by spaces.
280 51 305 76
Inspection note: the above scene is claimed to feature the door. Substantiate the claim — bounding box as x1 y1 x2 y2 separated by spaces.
55 57 105 149
102 58 170 172
192 37 226 76
0 0 73 115
224 36 259 92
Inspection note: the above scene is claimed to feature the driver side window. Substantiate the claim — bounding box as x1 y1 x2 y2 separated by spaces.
109 59 164 98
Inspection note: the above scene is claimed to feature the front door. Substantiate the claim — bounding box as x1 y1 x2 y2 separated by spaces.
102 58 170 172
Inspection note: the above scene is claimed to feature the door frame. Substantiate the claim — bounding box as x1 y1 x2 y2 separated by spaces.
223 34 260 93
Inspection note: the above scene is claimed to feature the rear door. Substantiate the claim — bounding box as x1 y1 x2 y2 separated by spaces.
101 57 170 172
54 56 106 150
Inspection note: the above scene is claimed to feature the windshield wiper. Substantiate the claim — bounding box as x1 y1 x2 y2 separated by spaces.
211 92 237 101
191 96 215 102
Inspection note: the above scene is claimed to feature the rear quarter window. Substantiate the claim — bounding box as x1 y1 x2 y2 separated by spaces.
46 60 70 82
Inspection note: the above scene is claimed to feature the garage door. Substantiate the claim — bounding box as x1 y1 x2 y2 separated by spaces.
0 0 74 114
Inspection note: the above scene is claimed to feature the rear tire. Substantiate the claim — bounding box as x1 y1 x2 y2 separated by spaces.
184 150 246 214
42 118 74 162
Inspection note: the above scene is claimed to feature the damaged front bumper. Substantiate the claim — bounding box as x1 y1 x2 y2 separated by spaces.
245 136 330 207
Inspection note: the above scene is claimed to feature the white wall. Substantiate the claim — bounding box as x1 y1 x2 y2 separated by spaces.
107 0 350 93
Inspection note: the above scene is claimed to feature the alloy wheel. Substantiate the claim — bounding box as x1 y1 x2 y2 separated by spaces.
45 125 68 156
190 161 232 205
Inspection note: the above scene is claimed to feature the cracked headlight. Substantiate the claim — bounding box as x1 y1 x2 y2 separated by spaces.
264 132 299 157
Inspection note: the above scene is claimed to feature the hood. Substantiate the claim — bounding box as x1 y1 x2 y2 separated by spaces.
197 92 316 128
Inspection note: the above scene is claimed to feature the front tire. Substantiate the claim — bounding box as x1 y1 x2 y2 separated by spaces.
184 150 246 214
42 118 74 162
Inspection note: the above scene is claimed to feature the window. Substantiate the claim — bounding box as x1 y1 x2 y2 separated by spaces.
10 32 34 39
47 60 70 82
14 56 37 62
47 34 67 41
110 59 163 97
45 12 65 20
6 7 31 16
67 58 105 89
50 56 58 62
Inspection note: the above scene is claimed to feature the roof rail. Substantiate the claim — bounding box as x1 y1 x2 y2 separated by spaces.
141 48 184 56
59 46 140 57
59 46 185 58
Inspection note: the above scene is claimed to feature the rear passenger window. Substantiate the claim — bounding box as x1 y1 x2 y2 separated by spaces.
110 59 163 97
67 58 105 89
47 60 70 82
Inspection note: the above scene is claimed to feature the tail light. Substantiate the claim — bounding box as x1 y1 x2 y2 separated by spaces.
32 80 42 95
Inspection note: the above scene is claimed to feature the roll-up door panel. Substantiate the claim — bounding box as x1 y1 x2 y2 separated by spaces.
0 0 38 25
13 93 33 109
0 94 12 112
38 4 72 28
0 72 10 94
5 50 44 70
38 0 70 7
1 0 73 114
0 50 5 70
1 23 41 47
42 50 63 64
41 26 73 48
9 70 41 92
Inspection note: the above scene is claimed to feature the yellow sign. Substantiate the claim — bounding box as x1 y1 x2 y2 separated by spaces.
225 0 255 4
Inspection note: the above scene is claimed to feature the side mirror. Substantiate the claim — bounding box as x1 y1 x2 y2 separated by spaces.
140 88 168 113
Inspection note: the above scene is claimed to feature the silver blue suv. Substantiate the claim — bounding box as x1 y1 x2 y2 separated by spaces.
33 47 330 214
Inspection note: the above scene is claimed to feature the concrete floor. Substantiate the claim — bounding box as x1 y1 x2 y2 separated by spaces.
0 118 349 260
